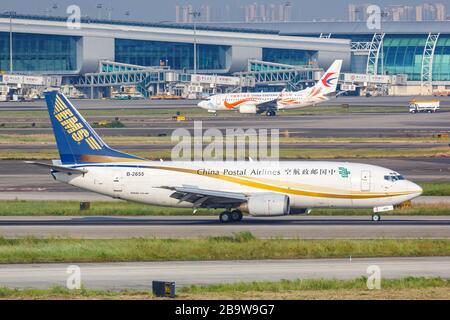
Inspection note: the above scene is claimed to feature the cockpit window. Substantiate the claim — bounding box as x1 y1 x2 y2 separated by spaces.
384 175 405 182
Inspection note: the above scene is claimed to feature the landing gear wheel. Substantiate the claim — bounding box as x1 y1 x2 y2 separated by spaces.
372 214 381 222
219 211 232 223
231 210 243 222
266 110 276 117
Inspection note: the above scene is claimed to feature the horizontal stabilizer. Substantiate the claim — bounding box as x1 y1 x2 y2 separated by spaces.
25 161 88 174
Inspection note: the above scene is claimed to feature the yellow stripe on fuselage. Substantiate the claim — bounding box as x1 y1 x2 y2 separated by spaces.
148 166 415 200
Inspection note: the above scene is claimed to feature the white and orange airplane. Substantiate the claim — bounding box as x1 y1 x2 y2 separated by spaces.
198 60 342 116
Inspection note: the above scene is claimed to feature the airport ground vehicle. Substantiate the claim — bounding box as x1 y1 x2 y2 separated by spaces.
0 85 7 102
112 93 145 100
409 100 440 113
433 90 450 97
30 91 422 223
197 60 342 116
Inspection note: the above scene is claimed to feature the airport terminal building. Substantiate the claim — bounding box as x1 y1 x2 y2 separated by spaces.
0 14 348 74
1 14 450 97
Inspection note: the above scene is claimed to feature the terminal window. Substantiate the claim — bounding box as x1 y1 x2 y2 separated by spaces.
380 36 426 81
432 36 450 81
262 48 318 66
115 39 230 71
0 32 78 73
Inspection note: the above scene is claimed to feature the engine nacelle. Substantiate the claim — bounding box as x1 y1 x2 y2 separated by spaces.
239 103 257 114
240 193 290 216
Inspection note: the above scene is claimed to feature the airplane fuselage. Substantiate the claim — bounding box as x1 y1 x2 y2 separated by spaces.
55 161 422 212
198 90 327 112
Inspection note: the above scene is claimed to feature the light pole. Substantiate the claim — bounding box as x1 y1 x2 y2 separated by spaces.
189 10 201 75
4 11 16 74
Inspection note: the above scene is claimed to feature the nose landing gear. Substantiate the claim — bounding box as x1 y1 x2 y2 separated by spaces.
219 210 243 223
371 214 381 222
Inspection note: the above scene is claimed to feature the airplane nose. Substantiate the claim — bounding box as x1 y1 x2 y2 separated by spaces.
198 101 208 109
408 181 423 195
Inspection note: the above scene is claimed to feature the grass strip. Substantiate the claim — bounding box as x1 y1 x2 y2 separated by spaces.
0 277 448 300
183 276 450 293
0 237 448 264
0 196 449 216
1 134 448 145
419 182 450 196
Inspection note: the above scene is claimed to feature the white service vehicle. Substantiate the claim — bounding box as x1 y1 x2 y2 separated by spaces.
409 100 440 113
0 86 8 102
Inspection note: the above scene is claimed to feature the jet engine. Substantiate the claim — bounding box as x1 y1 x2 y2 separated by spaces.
239 193 290 216
239 103 257 114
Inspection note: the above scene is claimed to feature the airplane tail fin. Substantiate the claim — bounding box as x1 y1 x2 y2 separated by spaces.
311 59 342 96
44 91 144 164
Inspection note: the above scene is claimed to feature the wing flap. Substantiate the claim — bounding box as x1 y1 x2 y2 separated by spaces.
158 186 247 208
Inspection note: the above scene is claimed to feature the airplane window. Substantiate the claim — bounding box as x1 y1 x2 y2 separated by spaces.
384 175 405 182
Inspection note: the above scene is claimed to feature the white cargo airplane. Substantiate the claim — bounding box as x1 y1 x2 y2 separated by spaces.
198 60 342 116
29 91 422 222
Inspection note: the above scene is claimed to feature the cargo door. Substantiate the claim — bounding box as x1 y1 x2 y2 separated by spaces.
361 170 371 192
112 171 123 193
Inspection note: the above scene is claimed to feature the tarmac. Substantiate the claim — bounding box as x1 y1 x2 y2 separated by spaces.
0 257 448 289
0 215 448 239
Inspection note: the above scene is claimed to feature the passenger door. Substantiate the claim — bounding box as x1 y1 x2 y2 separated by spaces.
361 170 371 192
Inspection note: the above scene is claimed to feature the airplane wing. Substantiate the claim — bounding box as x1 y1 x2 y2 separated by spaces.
158 186 247 208
25 161 88 174
255 99 278 113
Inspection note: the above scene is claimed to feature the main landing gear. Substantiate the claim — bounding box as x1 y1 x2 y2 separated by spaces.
371 214 381 222
266 110 277 117
219 210 243 223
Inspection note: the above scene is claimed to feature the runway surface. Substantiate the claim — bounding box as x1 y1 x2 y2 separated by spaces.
0 216 448 239
0 257 448 289
0 98 198 111
1 96 450 111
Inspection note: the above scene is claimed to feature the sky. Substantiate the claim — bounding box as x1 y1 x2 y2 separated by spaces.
1 0 450 22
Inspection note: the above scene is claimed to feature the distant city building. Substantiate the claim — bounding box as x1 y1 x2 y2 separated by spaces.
435 3 447 20
175 5 193 23
348 2 447 22
175 4 210 23
416 3 447 21
244 2 293 23
348 3 371 22
386 5 415 22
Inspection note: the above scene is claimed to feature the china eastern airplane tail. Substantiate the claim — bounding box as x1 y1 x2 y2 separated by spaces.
307 59 342 96
44 91 143 164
